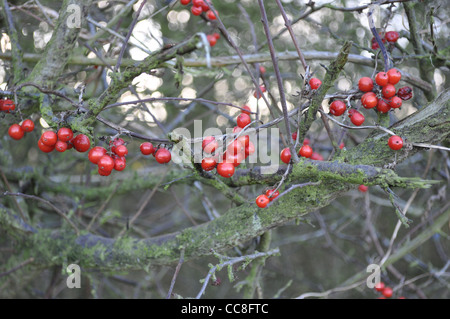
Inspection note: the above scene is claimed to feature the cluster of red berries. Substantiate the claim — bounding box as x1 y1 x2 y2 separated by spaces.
88 138 128 176
279 133 320 164
329 68 411 151
140 141 172 164
8 119 35 140
200 105 255 178
38 128 90 153
374 281 399 299
180 0 220 47
255 188 279 208
371 31 399 50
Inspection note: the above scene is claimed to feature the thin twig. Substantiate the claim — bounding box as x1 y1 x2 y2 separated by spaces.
166 248 185 299
0 257 35 278
2 192 79 235
114 0 147 72
258 0 298 163
195 248 280 299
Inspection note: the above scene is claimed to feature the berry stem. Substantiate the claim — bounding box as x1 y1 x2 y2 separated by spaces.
368 5 391 72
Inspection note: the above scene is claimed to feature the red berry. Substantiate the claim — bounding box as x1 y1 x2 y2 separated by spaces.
256 194 270 208
382 287 393 298
349 110 365 126
310 152 323 161
232 126 243 134
376 99 391 113
339 142 345 149
110 137 125 153
57 127 74 143
253 85 266 99
201 1 209 11
265 189 279 201
237 134 250 148
191 5 202 16
227 139 244 155
389 96 402 109
21 119 35 133
213 32 221 40
388 135 403 150
236 113 251 128
361 93 378 109
98 167 112 176
244 141 255 158
358 185 369 193
41 131 58 146
292 132 297 141
180 0 190 5
88 146 107 164
206 9 217 20
387 68 401 85
375 282 385 292
73 134 91 152
201 157 217 171
329 100 346 116
140 142 155 155
38 138 55 153
192 0 203 5
224 150 245 167
202 136 218 154
298 145 313 158
303 138 310 145
309 78 322 90
114 144 128 157
114 157 126 171
385 31 399 43
55 140 68 152
358 77 374 92
155 148 171 164
259 65 266 74
382 84 396 99
280 147 291 164
98 155 115 172
216 162 235 178
375 72 389 86
2 99 15 113
207 34 217 47
241 105 251 115
397 86 413 100
8 124 24 140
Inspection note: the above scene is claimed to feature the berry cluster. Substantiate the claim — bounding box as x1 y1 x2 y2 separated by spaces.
200 105 255 179
371 31 399 50
8 119 34 140
88 138 128 176
180 0 220 47
374 281 399 299
255 188 279 208
38 128 90 153
279 135 317 165
329 68 411 151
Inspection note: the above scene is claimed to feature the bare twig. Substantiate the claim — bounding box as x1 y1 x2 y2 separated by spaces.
166 248 185 299
0 257 35 278
195 248 280 299
2 191 79 235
